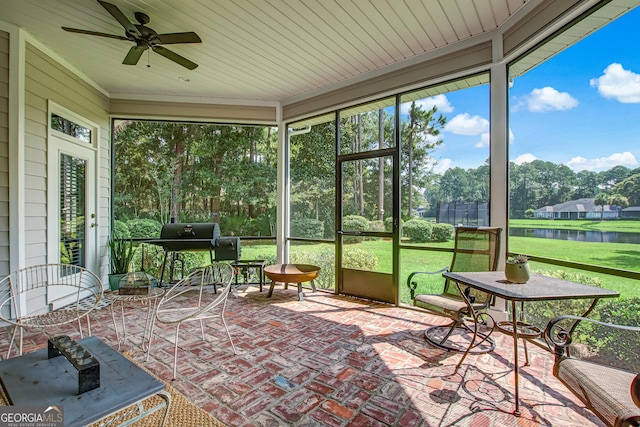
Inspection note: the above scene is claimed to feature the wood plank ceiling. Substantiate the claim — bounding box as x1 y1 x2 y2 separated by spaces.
0 0 530 104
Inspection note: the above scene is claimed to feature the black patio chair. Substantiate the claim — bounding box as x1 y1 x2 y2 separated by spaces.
407 226 502 367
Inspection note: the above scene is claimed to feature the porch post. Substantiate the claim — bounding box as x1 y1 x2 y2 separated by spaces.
276 116 288 265
489 35 509 322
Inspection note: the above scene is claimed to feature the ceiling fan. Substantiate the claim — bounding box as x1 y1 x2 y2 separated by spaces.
62 0 201 70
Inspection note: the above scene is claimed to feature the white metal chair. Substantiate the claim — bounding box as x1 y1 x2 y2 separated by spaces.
147 262 238 379
0 264 104 358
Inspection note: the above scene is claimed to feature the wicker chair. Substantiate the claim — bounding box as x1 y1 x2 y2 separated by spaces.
408 226 502 369
148 262 237 379
0 264 104 358
545 315 640 427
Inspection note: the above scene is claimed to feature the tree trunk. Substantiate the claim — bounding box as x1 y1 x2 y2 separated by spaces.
170 127 184 222
407 103 416 218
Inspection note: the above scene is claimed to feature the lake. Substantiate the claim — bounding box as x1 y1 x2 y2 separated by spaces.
509 228 640 244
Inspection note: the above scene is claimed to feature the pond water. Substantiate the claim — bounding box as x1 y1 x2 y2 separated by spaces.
509 228 640 244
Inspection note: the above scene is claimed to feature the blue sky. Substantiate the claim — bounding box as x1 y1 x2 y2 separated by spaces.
407 6 640 174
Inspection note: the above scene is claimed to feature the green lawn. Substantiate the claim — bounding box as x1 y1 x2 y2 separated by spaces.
241 237 640 301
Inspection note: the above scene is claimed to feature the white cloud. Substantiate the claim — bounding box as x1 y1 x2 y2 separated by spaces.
445 113 489 135
590 63 640 103
526 87 579 112
428 158 452 174
475 128 515 148
475 133 490 148
401 94 454 114
514 153 538 165
566 151 638 171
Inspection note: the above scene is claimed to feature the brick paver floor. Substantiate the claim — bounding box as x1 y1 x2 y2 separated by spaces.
0 285 606 427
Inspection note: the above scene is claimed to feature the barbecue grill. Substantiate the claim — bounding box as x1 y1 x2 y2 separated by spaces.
148 223 241 285
158 223 220 251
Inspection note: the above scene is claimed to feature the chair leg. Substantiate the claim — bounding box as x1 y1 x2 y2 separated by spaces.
18 326 23 357
221 315 237 354
523 339 530 366
6 325 18 359
172 323 181 379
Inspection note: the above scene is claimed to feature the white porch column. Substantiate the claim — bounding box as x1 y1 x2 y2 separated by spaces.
276 117 289 265
489 37 509 322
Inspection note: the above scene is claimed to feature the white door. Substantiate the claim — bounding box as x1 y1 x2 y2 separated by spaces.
47 105 99 297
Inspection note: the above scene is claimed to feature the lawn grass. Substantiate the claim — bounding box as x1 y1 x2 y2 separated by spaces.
241 237 640 301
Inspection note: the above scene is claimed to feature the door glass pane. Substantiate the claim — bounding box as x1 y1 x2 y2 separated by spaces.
60 154 86 267
339 98 395 155
51 113 92 144
341 156 392 273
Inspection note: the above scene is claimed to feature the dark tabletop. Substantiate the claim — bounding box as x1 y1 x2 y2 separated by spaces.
444 271 620 301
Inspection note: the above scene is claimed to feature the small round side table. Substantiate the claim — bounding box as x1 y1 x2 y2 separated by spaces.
108 287 164 351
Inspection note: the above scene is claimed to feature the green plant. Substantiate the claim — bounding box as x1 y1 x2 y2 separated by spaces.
343 215 369 243
402 219 432 243
507 254 529 264
431 223 454 242
291 218 324 238
109 238 135 274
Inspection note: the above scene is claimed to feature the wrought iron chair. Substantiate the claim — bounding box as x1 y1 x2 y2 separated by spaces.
0 264 104 358
545 315 640 427
408 226 502 368
148 262 237 379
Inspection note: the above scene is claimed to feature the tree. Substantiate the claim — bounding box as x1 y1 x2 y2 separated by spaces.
613 174 640 206
594 192 610 221
401 102 446 218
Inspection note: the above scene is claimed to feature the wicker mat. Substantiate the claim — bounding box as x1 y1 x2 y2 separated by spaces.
0 352 226 427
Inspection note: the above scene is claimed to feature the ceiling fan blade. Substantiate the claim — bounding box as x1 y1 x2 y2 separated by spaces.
62 27 129 41
97 0 141 38
152 46 198 70
155 32 202 45
122 46 147 65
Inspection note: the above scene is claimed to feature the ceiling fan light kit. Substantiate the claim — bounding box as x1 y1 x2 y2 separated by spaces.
62 0 201 70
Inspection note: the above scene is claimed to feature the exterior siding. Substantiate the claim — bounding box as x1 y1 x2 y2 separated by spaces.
0 31 9 277
24 43 110 278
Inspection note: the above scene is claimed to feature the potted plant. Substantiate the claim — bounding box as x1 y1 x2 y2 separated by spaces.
108 238 135 290
505 254 530 284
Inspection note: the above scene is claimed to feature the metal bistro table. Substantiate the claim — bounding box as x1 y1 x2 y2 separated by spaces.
443 271 620 416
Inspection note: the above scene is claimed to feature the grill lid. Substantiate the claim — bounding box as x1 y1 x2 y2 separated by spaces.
158 223 221 251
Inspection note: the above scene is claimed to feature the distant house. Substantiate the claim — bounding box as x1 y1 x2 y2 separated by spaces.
620 207 640 219
533 198 618 220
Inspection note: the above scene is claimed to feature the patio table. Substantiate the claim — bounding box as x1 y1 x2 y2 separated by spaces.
443 271 620 416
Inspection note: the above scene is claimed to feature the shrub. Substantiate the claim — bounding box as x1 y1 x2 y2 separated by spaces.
343 248 378 270
368 220 385 233
290 247 378 289
342 215 369 243
113 220 131 239
431 223 454 242
126 218 162 239
384 217 403 232
402 219 432 243
291 218 324 239
219 215 246 235
291 250 335 289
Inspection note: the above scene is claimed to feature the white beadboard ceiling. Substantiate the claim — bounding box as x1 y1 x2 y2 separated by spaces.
3 0 532 104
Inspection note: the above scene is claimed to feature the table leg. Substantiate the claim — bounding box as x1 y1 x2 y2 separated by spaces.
297 283 304 301
141 297 159 352
110 302 125 350
511 299 521 416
